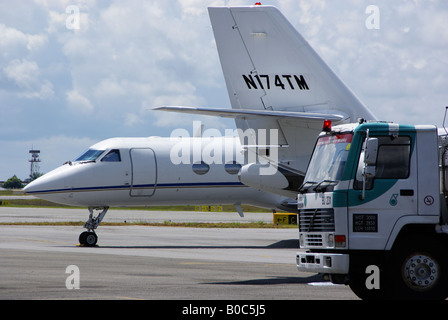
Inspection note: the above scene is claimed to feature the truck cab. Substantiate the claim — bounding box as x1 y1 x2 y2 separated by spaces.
296 121 448 299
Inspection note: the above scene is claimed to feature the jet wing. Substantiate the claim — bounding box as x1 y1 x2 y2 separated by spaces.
154 106 346 122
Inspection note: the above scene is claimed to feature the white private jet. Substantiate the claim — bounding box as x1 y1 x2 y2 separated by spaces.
24 5 375 246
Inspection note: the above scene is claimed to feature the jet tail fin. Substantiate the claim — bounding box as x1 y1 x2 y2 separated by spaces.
205 5 376 173
208 5 376 121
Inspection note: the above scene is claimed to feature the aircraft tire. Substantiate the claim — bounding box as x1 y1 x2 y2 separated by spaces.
79 231 98 247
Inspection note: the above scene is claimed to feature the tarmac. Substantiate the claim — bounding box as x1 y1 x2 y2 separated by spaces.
0 201 358 301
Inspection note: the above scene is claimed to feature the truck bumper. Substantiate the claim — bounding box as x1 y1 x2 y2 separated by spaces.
296 251 349 274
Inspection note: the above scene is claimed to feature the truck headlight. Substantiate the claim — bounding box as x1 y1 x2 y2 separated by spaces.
327 234 334 247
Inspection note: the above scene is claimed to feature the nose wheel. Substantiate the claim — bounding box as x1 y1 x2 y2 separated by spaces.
79 231 98 246
78 206 109 247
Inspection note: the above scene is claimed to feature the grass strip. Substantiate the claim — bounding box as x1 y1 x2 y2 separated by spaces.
3 199 273 213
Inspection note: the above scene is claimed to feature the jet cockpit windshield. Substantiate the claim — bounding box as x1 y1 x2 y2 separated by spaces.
75 149 105 162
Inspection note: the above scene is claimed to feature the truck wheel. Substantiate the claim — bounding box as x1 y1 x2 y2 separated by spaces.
392 237 448 300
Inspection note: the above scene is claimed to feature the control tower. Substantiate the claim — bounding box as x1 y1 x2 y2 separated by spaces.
29 149 41 177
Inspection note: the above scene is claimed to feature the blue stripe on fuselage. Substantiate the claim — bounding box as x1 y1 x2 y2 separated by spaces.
25 181 246 195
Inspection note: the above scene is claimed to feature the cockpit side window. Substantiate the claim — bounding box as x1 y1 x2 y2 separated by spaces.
101 149 121 162
75 149 104 162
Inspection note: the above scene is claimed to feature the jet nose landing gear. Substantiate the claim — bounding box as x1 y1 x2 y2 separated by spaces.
78 206 109 247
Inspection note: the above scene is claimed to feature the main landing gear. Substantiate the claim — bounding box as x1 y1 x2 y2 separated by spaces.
78 206 109 247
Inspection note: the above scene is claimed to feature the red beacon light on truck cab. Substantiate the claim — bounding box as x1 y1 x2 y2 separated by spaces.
322 120 332 132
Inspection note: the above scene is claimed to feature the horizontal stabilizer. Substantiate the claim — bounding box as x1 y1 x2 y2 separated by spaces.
154 106 346 123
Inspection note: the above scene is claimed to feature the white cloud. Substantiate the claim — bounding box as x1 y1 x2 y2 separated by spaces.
93 77 126 98
4 59 39 87
3 58 54 99
124 113 144 127
47 0 229 125
0 24 28 57
26 33 48 51
0 24 48 57
283 0 448 126
66 90 94 113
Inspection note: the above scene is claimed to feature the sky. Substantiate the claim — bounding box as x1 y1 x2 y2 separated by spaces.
0 0 447 181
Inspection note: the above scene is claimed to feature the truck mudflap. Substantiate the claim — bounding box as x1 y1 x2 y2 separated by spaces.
296 251 349 274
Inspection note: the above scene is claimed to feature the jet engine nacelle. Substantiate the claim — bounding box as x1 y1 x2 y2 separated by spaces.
238 163 302 198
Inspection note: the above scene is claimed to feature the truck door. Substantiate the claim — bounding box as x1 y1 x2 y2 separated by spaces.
347 135 416 250
130 148 157 197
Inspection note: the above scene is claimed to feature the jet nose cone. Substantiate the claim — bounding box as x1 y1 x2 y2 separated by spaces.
23 165 68 195
23 176 48 194
23 178 41 194
22 165 82 206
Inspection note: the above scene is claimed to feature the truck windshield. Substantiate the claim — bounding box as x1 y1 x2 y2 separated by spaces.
301 133 353 191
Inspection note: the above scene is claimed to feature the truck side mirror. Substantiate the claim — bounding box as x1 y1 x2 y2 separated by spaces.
364 138 378 166
363 165 376 178
361 137 378 200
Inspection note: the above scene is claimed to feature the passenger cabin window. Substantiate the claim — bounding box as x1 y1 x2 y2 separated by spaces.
354 136 411 190
101 149 121 162
224 161 242 175
192 161 210 175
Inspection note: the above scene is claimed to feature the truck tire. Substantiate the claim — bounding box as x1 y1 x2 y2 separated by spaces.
391 236 448 300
